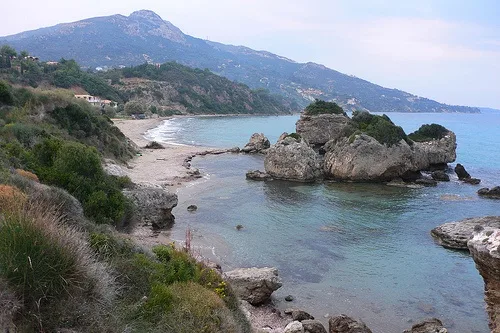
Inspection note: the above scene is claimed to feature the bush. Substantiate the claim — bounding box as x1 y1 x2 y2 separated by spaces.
351 111 408 146
144 141 164 149
0 80 14 105
285 133 301 141
304 99 346 116
0 184 26 212
15 169 39 182
408 123 449 142
139 281 239 333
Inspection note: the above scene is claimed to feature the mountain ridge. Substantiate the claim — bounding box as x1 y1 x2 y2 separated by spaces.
0 9 480 113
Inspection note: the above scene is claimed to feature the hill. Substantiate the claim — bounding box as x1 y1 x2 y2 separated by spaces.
0 10 479 113
0 46 295 115
479 107 500 114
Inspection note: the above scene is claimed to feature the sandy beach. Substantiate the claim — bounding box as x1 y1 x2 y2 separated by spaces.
113 117 211 189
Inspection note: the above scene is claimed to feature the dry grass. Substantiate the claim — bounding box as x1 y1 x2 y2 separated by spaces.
0 184 27 212
15 169 39 182
0 202 116 331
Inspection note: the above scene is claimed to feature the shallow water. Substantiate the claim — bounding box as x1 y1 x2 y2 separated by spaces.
148 113 500 332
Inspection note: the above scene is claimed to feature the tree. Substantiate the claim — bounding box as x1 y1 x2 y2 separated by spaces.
124 101 146 115
20 50 29 58
0 45 17 68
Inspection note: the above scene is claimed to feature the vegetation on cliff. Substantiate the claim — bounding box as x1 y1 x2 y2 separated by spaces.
350 110 410 146
408 123 450 142
0 82 251 332
304 99 346 116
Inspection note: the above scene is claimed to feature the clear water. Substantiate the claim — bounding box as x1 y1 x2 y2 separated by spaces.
147 114 500 333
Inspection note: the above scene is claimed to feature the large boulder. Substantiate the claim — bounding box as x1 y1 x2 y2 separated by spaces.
264 136 322 182
123 187 178 229
431 216 500 250
296 114 354 146
242 133 270 153
223 267 282 305
412 131 456 170
455 163 471 180
403 318 448 333
328 315 372 333
323 135 414 181
468 227 500 332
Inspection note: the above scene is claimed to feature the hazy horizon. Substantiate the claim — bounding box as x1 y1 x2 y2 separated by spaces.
2 1 499 109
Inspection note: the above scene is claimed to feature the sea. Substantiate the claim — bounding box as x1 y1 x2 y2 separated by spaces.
145 113 500 333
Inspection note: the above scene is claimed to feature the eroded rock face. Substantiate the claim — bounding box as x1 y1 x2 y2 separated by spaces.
468 227 500 332
323 135 414 181
123 187 178 229
264 137 322 182
431 216 500 250
328 315 372 333
223 267 282 305
296 114 354 146
403 318 448 333
242 133 271 153
412 131 457 170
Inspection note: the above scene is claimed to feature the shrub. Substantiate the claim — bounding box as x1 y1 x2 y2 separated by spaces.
285 133 301 141
141 281 239 333
408 123 449 142
0 81 14 105
89 231 135 259
144 141 164 149
0 184 26 212
304 99 346 116
351 111 409 146
15 169 39 182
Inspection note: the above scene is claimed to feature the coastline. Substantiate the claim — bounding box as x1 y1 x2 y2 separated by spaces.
113 116 291 332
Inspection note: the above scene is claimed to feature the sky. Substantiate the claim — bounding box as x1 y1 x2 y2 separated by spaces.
2 0 500 109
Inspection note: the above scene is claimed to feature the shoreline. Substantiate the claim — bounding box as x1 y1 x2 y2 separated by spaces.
113 116 292 332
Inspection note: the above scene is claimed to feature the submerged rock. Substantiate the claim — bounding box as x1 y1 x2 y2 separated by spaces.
123 187 178 229
223 267 282 305
296 113 354 146
468 227 500 332
431 216 500 250
328 315 372 333
292 309 314 321
246 170 272 181
264 136 322 182
478 186 500 199
403 318 448 333
242 133 271 153
415 178 438 187
187 204 197 212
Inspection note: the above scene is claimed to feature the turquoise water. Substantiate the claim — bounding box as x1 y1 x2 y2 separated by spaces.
147 114 500 332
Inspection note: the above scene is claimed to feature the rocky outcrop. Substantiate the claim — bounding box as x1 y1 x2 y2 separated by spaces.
478 187 500 199
431 216 500 250
323 129 457 182
328 315 372 333
468 227 500 332
223 267 282 305
264 137 322 182
403 318 448 333
296 114 354 146
412 131 457 170
246 170 272 181
323 135 414 181
123 187 178 229
455 163 481 184
242 133 270 153
103 159 127 177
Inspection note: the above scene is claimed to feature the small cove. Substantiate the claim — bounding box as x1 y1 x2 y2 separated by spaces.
147 113 500 332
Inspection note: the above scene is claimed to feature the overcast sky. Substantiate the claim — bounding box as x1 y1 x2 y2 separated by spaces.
2 0 500 108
